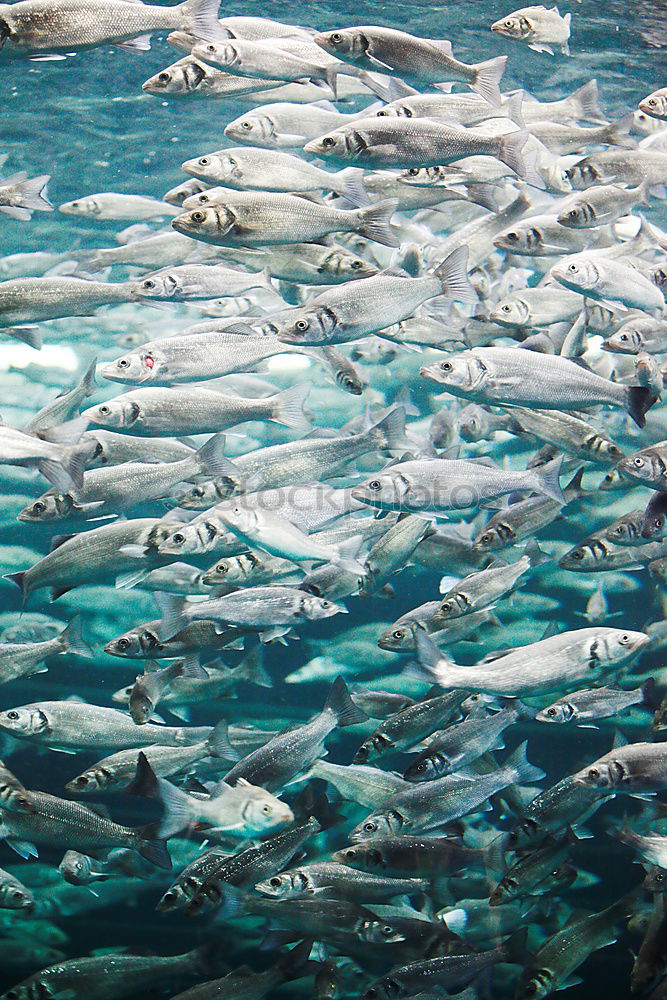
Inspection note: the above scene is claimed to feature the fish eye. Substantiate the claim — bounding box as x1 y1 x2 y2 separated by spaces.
363 821 376 832
295 320 309 332
568 209 578 218
7 711 18 720
215 563 227 574
619 633 631 644
118 358 129 368
330 32 344 43
506 231 518 242
381 925 394 937
320 601 331 609
142 280 155 290
192 486 205 498
407 168 420 176
501 303 512 312
376 109 388 116
504 19 513 26
368 480 382 491
172 533 185 544
261 803 271 814
481 533 493 543
33 501 45 513
98 405 110 414
198 194 209 203
322 137 336 148
351 259 364 269
117 638 129 650
392 629 404 640
269 876 282 887
587 767 600 779
191 211 205 223
546 707 557 717
656 518 665 529
158 72 170 83
568 263 578 273
572 549 584 560
240 121 252 130
440 601 452 613
633 457 645 467
198 157 209 165
657 873 665 882
440 361 453 371
648 98 657 107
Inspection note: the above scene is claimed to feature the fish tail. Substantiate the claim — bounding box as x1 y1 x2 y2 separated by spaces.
177 0 226 42
233 643 273 689
194 432 237 478
368 404 408 451
130 752 194 838
9 174 52 215
334 167 370 207
433 245 476 303
601 113 635 147
3 570 27 601
533 454 565 504
572 79 607 123
470 55 506 106
59 615 93 658
333 534 367 577
497 129 529 180
626 385 658 428
355 198 399 247
504 739 546 785
206 719 242 760
5 326 42 349
325 676 368 727
271 382 312 433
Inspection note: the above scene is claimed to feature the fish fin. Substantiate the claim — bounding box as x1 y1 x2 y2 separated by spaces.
334 534 367 577
206 719 242 760
179 0 228 43
115 568 149 590
528 42 554 54
533 454 564 504
4 326 42 349
6 839 38 860
59 615 94 658
505 739 545 784
7 174 52 213
3 571 27 600
356 198 399 248
0 206 31 220
572 79 606 123
471 55 506 106
335 167 370 208
195 432 237 479
497 129 529 179
154 595 187 641
433 245 476 304
272 383 312 433
626 385 657 428
325 676 368 727
233 643 272 688
369 404 409 452
117 34 152 51
137 834 172 870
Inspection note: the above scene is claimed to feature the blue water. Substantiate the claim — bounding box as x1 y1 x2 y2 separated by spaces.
0 2 666 998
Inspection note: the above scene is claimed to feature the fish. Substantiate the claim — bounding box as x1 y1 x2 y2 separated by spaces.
536 680 655 724
491 5 572 55
0 615 92 684
0 171 52 221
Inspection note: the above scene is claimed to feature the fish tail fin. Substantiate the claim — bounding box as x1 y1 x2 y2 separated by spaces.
323 66 338 99
523 538 551 568
356 198 399 248
79 358 98 397
6 326 42 350
205 718 242 760
414 624 453 684
11 174 52 214
433 245 476 303
4 571 27 600
334 534 367 577
601 113 635 147
533 454 564 504
276 938 314 977
471 55 506 106
272 383 312 433
572 79 606 123
368 404 408 451
233 643 273 689
178 0 226 42
154 595 187 641
131 753 194 838
335 167 370 207
194 432 237 478
59 615 94 658
325 676 368 727
497 129 529 179
505 739 546 785
627 385 657 428
137 832 172 870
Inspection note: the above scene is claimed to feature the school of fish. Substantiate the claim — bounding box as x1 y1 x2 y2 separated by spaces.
0 1 666 998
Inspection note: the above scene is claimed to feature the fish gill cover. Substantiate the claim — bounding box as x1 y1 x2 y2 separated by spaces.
0 1 664 998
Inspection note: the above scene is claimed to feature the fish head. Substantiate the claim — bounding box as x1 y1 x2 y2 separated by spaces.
129 690 153 725
435 596 463 623
639 91 667 120
0 706 48 738
457 404 492 442
314 28 362 60
494 224 540 254
217 502 257 536
182 152 224 182
598 467 627 491
277 306 336 345
240 786 294 835
558 544 599 571
644 866 667 892
472 524 509 552
83 398 139 430
105 627 165 658
420 352 488 396
156 523 204 556
564 159 603 190
59 850 94 885
557 201 590 229
490 294 530 326
192 40 235 67
604 326 642 353
535 702 569 724
400 165 449 186
304 131 350 161
100 349 161 385
59 196 99 217
300 594 347 620
350 810 401 841
351 471 410 511
642 510 667 540
360 920 407 945
573 758 620 789
142 63 199 95
488 875 518 906
324 248 377 282
618 449 663 486
131 272 177 299
332 843 383 869
516 969 554 999
603 627 650 663
173 205 235 240
18 490 72 523
377 623 414 651
404 754 446 782
156 883 189 912
491 14 534 40
255 872 295 898
224 112 273 145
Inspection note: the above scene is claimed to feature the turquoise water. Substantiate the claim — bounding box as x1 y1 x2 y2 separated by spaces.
0 2 666 998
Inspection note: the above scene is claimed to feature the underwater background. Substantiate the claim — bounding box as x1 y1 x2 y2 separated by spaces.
0 1 667 999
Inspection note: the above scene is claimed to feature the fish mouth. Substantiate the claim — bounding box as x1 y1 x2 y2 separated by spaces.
303 140 321 155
